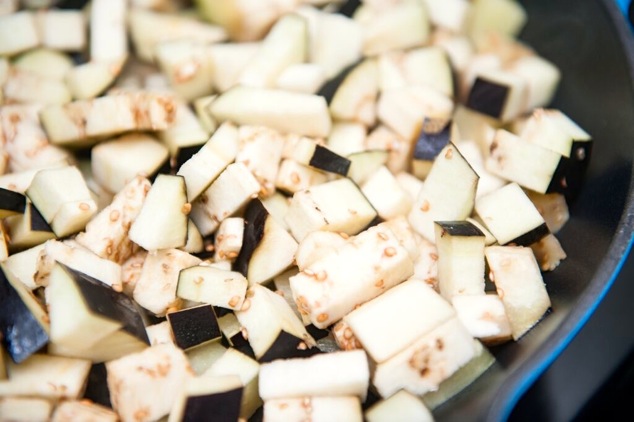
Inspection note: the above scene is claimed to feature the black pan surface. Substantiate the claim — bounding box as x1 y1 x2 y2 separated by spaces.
435 0 634 420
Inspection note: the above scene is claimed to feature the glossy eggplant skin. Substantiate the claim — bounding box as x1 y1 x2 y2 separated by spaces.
435 0 634 420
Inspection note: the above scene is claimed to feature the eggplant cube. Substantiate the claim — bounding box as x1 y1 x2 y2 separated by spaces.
0 269 49 363
190 162 261 236
51 400 118 422
365 389 433 422
373 318 476 398
106 344 192 422
26 166 97 238
46 264 149 355
177 265 247 311
284 178 377 242
485 129 563 194
0 12 39 56
236 125 286 197
330 59 379 127
344 279 455 363
466 71 527 122
485 246 551 340
0 187 26 218
411 120 453 179
475 182 549 246
167 305 222 350
264 396 363 422
204 347 261 419
361 165 413 220
408 143 479 242
290 223 414 328
234 284 315 361
0 397 53 422
0 354 91 400
168 375 243 422
128 174 188 251
451 294 512 344
234 199 298 285
434 221 486 300
258 350 369 401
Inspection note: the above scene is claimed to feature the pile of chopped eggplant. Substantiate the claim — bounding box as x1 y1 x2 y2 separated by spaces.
0 0 592 420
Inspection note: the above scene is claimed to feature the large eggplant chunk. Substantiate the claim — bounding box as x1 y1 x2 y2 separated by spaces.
46 264 149 361
258 350 369 401
0 268 49 363
434 221 486 300
234 199 298 285
290 222 414 329
234 284 315 362
485 245 551 340
167 304 222 351
168 375 243 422
344 278 455 363
475 182 549 246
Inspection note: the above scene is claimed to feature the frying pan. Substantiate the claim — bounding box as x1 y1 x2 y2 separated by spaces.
433 0 634 419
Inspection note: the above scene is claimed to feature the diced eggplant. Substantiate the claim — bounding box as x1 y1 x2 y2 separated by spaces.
297 6 362 79
82 363 111 409
91 133 168 194
356 0 430 56
177 122 238 202
210 86 332 138
485 245 551 340
217 312 249 349
45 263 149 359
0 353 91 399
3 67 72 106
290 222 414 328
0 397 52 422
421 339 495 410
189 162 261 236
408 143 479 242
239 13 307 89
120 250 147 297
451 294 512 344
344 279 455 363
475 182 549 246
40 91 177 147
128 8 226 63
530 233 567 272
51 400 118 422
204 347 262 419
158 101 211 167
327 122 366 157
525 191 569 234
365 389 433 422
361 165 413 220
295 230 348 271
434 221 486 300
259 350 369 400
510 56 560 111
331 320 363 351
167 304 221 351
128 175 188 251
466 70 528 123
35 10 86 52
236 125 286 197
330 59 378 127
282 134 351 176
207 42 260 93
196 0 295 42
0 187 26 218
453 139 506 198
373 317 476 398
146 320 175 346
90 0 127 63
234 284 316 362
0 268 49 363
155 40 214 102
106 344 193 422
168 375 243 422
234 199 298 285
133 249 201 316
181 220 205 254
466 217 498 246
0 12 39 56
284 178 377 242
365 124 411 173
177 265 247 311
411 120 454 179
467 0 527 40
193 95 218 133
275 158 328 194
485 129 563 194
276 62 325 95
75 176 150 264
186 341 228 376
3 202 55 252
213 217 244 262
35 239 122 291
264 396 363 422
347 150 389 185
